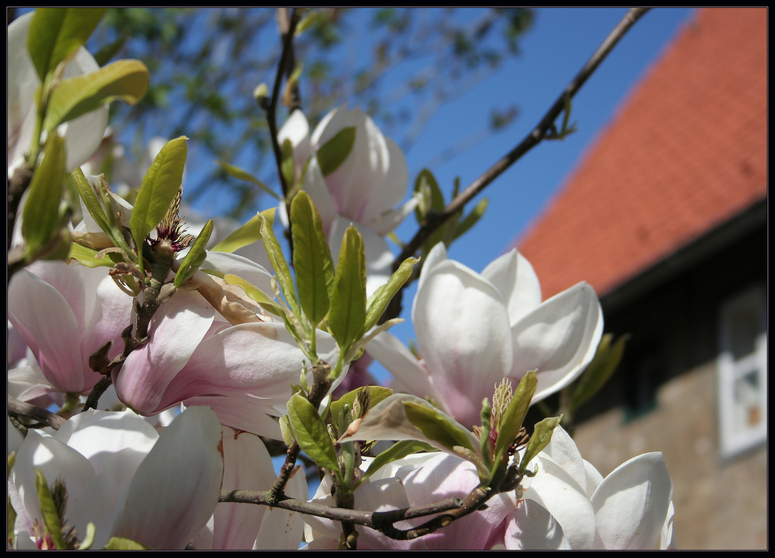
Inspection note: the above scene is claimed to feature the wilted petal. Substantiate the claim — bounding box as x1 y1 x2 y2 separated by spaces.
481 249 542 325
111 406 224 549
510 282 603 403
591 452 673 550
413 258 513 428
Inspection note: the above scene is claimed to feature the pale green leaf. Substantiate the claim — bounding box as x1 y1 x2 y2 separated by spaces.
402 400 476 455
365 256 418 331
223 274 284 317
571 334 629 410
287 393 340 471
291 191 334 329
28 8 106 81
519 416 562 475
130 136 188 265
328 226 366 352
34 469 66 550
216 161 279 200
317 126 355 176
71 167 109 236
67 242 122 268
330 386 393 431
452 198 488 242
361 440 435 484
103 537 149 550
174 219 213 288
258 212 301 318
23 133 65 258
44 60 149 132
493 370 537 466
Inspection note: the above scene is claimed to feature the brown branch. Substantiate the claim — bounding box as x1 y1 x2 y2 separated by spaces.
392 8 651 276
8 395 67 431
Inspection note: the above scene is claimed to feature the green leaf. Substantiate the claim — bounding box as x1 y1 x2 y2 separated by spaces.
223 274 285 317
130 136 188 266
71 167 109 236
28 8 106 81
104 537 149 550
317 126 356 176
258 212 301 318
174 218 213 288
331 386 393 430
216 160 279 200
44 60 149 132
291 191 334 329
287 393 340 471
402 400 476 455
413 168 444 222
79 522 97 550
328 226 367 352
493 371 537 466
212 214 262 253
519 416 562 475
452 198 488 242
361 440 435 483
365 256 419 331
571 334 629 410
23 133 65 258
92 35 127 67
34 469 66 550
67 242 122 268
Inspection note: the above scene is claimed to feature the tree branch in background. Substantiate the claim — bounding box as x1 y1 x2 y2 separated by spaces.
8 395 67 431
393 8 651 276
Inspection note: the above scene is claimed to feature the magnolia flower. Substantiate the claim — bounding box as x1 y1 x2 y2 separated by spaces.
278 105 414 295
7 11 109 178
302 452 513 550
8 261 133 396
497 426 675 550
8 406 223 550
367 243 604 429
191 426 307 549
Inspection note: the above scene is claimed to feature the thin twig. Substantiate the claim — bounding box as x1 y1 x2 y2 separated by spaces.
392 8 651 275
8 395 67 431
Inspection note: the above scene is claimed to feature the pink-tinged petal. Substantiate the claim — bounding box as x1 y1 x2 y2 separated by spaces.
366 331 447 413
591 452 673 549
8 268 89 393
211 428 273 549
115 291 215 413
361 136 409 226
301 156 338 234
481 249 542 325
253 459 308 549
504 500 570 549
26 261 87 328
81 273 134 368
57 409 158 475
510 281 603 403
8 364 63 409
183 395 283 439
413 259 513 428
523 453 598 549
111 406 224 549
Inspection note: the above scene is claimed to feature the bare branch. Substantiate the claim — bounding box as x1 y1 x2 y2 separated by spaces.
8 395 67 431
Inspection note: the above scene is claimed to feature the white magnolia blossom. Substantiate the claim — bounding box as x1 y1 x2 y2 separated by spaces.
7 11 109 178
368 243 604 429
278 105 415 295
8 406 223 550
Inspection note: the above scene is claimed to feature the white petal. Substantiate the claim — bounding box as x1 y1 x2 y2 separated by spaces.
252 456 308 549
660 500 676 549
504 500 571 549
361 136 409 226
481 249 542 325
416 241 448 294
413 259 513 428
510 282 603 403
591 452 673 549
539 425 590 496
202 251 274 295
111 406 224 549
523 453 598 549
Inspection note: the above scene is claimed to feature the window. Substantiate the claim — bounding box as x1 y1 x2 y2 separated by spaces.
717 283 767 459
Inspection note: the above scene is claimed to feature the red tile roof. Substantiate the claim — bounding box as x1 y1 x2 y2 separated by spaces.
517 8 767 300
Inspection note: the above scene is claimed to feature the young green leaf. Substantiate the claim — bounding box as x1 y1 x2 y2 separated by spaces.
22 133 65 259
330 386 393 430
452 198 488 242
44 60 150 132
68 242 123 268
103 537 149 550
402 400 476 455
317 126 356 176
493 371 537 466
328 226 367 353
212 214 262 253
34 469 66 550
365 256 418 331
28 8 106 81
130 136 188 266
287 393 340 471
223 274 285 317
519 416 562 475
71 168 109 236
258 212 301 319
174 218 213 288
215 161 279 200
570 334 629 410
360 440 435 484
291 191 334 329
413 168 444 222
